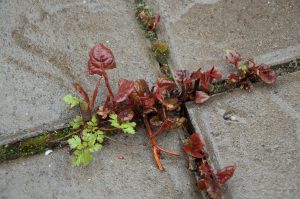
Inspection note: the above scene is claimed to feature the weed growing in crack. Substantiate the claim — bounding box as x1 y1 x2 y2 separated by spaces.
61 3 276 197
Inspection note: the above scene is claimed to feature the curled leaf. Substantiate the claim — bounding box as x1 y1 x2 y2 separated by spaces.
89 43 116 70
140 96 156 109
195 91 210 104
169 117 186 129
164 98 180 111
182 133 205 158
226 49 241 67
256 64 276 84
156 77 176 90
207 66 222 81
150 116 163 126
175 69 190 82
197 179 207 192
97 105 110 119
226 72 240 83
199 162 213 175
134 79 151 96
115 78 135 103
216 165 236 184
117 109 135 123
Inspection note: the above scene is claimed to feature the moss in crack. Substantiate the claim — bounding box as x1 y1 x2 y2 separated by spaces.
272 58 300 75
152 40 169 65
0 128 71 163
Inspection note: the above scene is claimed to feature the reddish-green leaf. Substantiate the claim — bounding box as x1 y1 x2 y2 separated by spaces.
216 165 236 185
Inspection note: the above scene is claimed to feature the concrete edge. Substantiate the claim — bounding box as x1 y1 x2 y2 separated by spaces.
254 44 300 65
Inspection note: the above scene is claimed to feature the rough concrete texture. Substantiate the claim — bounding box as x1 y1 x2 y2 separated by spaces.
0 0 160 144
186 71 300 199
0 128 201 199
147 0 300 73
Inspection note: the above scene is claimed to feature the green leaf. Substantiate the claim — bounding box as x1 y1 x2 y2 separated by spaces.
68 135 81 149
96 130 105 143
69 116 83 130
87 115 98 128
109 114 136 134
120 122 136 134
81 151 93 166
109 114 118 120
63 94 81 108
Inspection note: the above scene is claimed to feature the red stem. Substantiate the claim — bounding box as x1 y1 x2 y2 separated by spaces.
143 116 164 171
156 146 180 157
103 72 115 105
91 78 101 111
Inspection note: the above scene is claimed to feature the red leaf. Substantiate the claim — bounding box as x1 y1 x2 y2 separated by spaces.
164 98 180 111
151 118 174 138
73 83 92 119
88 43 116 72
197 179 207 192
207 66 222 80
195 91 210 104
200 73 210 92
199 162 213 175
73 83 90 104
115 78 135 103
256 64 276 84
216 165 236 185
175 69 190 82
139 10 160 31
149 15 160 31
117 109 135 123
226 72 240 83
91 79 101 110
156 77 176 90
225 49 241 67
134 79 151 96
140 96 155 108
182 133 205 158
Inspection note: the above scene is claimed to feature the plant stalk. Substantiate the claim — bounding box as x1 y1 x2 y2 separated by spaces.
143 116 164 171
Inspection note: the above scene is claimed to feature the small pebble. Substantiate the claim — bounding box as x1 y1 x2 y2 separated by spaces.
45 149 53 156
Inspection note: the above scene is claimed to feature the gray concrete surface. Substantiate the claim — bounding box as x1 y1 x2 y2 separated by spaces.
0 128 201 199
186 71 300 199
0 0 160 144
147 0 300 73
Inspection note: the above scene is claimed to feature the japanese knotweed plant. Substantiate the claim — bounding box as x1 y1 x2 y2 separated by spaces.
63 41 275 198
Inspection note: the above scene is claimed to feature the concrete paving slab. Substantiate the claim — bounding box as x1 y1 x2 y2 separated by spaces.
0 127 201 199
0 0 160 144
186 71 300 199
147 0 300 73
